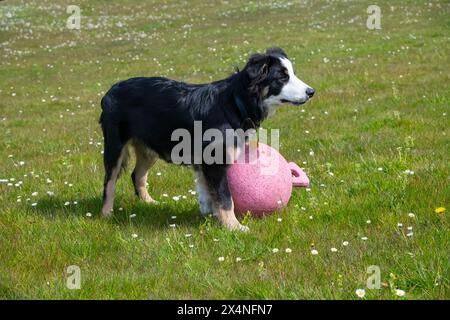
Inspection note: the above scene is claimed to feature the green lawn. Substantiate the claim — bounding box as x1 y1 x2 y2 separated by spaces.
0 0 449 299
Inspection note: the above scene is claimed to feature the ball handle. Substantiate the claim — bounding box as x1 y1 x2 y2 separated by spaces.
289 162 310 187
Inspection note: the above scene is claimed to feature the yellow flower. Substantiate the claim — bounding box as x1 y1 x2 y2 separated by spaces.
435 207 446 214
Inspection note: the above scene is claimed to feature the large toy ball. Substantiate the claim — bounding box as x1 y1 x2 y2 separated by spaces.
227 142 309 216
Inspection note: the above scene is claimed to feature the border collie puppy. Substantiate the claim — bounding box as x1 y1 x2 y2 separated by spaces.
99 47 314 231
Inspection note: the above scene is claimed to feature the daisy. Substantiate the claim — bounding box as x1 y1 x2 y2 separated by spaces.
330 247 338 252
408 212 415 218
311 249 319 255
272 248 279 253
218 257 225 262
355 289 366 298
395 289 406 297
342 241 349 246
285 248 292 253
86 212 92 217
131 233 138 238
236 257 242 262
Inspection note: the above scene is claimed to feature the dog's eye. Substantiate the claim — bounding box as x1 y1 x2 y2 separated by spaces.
280 69 289 81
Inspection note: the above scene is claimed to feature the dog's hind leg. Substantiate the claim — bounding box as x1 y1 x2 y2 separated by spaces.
131 141 158 203
101 142 128 217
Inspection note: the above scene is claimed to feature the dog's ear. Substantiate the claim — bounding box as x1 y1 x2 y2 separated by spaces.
266 47 288 58
245 53 272 92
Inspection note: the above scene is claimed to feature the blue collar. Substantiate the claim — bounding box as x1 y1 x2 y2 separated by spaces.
233 94 256 130
233 94 248 119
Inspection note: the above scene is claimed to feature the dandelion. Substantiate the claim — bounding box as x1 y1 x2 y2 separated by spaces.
435 207 445 215
355 289 366 298
395 289 406 297
218 256 225 262
311 249 319 255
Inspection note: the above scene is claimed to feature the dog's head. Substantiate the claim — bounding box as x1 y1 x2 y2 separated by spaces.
243 48 314 115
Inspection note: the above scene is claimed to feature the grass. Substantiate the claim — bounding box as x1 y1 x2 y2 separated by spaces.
0 0 449 299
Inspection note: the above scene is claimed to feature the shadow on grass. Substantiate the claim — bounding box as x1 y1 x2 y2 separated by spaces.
31 196 204 230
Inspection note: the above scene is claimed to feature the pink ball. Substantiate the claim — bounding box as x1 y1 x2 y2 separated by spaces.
227 143 309 216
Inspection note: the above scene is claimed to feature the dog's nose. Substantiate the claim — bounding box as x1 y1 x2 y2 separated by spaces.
306 87 315 98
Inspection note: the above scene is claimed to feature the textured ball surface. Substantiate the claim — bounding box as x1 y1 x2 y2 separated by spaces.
227 143 293 216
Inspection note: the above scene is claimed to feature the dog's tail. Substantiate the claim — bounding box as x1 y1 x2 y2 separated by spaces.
99 93 129 177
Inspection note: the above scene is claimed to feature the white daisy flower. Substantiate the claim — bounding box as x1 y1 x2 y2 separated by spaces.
218 256 225 262
342 241 349 246
395 289 406 297
311 249 319 255
408 213 415 218
330 247 338 252
285 248 292 253
272 248 279 253
131 233 138 238
355 289 366 298
86 212 92 217
236 257 242 262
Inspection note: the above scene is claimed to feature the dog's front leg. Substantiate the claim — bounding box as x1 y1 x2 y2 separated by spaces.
201 164 249 232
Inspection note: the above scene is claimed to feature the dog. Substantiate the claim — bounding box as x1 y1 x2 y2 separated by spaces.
99 47 314 231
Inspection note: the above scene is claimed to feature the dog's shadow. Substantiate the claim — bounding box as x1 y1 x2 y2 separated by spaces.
33 196 204 229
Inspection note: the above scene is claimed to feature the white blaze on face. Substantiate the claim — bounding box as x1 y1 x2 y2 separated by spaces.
264 57 312 108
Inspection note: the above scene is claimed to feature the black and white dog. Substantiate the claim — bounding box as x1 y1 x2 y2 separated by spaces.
99 48 314 231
